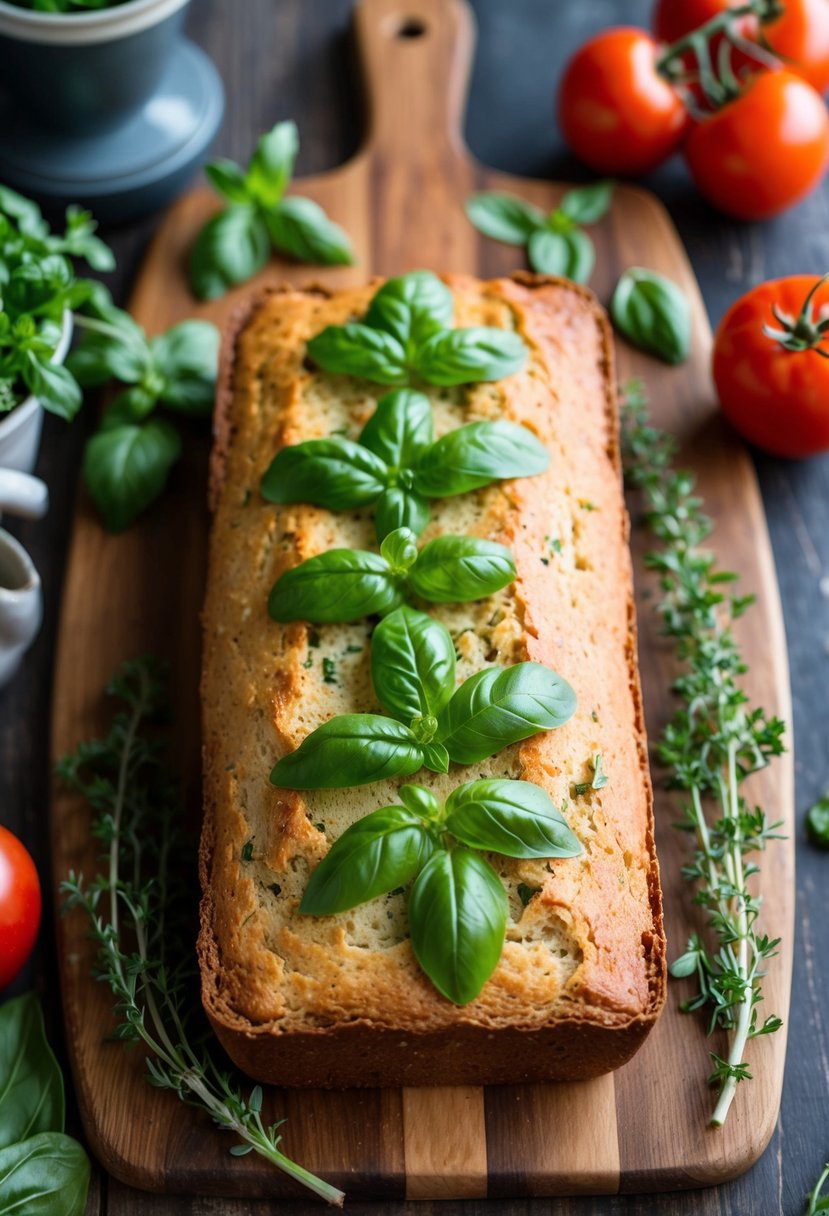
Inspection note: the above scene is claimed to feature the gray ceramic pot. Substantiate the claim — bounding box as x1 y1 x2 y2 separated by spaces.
0 0 191 136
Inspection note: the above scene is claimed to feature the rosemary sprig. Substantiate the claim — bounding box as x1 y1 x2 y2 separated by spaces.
58 657 345 1207
621 381 786 1127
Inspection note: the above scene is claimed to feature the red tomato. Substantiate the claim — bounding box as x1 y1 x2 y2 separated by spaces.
653 0 751 45
557 28 691 175
0 825 41 990
684 69 829 219
713 275 829 457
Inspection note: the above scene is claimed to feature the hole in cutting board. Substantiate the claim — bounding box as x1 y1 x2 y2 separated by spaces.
393 17 427 38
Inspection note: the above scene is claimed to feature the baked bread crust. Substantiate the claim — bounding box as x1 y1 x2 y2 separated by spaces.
199 272 666 1088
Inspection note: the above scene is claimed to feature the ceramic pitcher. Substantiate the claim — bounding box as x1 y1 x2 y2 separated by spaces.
0 468 48 687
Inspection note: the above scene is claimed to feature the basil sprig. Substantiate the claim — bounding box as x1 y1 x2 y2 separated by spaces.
190 121 355 300
610 267 691 365
268 527 516 624
306 271 527 387
465 181 613 284
261 388 549 539
271 605 576 788
300 779 582 1004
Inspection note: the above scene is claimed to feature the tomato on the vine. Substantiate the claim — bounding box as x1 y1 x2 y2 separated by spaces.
713 274 829 457
684 69 829 219
0 824 41 989
557 28 691 174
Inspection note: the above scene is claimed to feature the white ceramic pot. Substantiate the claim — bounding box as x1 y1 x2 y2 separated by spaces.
0 310 72 474
0 527 42 687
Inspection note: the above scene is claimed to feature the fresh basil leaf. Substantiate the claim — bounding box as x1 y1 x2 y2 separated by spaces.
189 207 270 301
205 159 251 205
0 1132 89 1216
55 208 114 270
371 605 456 722
0 994 64 1150
422 742 450 773
245 120 299 208
358 389 434 469
528 227 595 284
464 192 545 244
66 325 150 386
414 327 527 386
364 271 454 351
438 661 576 764
408 536 515 604
268 548 402 623
610 267 691 365
558 180 614 225
300 806 434 915
271 715 425 789
307 324 408 385
414 420 549 497
409 848 507 1005
83 418 182 533
23 354 82 420
266 196 355 266
399 784 441 820
100 387 157 430
374 488 430 542
380 526 419 574
261 439 389 509
444 779 582 859
0 185 48 240
149 320 219 415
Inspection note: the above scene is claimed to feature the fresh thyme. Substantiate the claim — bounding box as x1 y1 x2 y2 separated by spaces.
621 380 786 1128
58 658 345 1207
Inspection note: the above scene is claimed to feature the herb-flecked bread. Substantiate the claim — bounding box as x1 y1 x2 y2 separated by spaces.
199 272 666 1088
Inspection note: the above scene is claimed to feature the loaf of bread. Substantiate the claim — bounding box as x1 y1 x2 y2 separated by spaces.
199 272 666 1088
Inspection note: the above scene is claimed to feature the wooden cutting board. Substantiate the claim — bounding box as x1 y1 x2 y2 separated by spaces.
50 0 795 1200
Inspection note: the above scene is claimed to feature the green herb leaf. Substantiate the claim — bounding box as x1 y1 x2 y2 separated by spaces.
414 327 527 386
204 160 251 205
413 420 549 497
399 784 441 819
437 662 576 764
558 180 614 225
100 387 157 430
148 320 219 416
189 207 270 301
245 120 299 208
364 271 454 351
806 796 829 850
374 487 430 541
0 995 64 1150
464 193 545 244
306 324 408 384
268 548 402 623
408 536 516 603
260 438 389 509
444 779 582 859
22 354 82 421
0 1132 89 1216
408 849 507 1005
266 197 355 266
611 268 691 365
421 742 450 773
528 227 595 284
358 389 434 468
270 715 426 789
380 526 420 575
371 605 456 721
300 806 434 915
83 419 182 533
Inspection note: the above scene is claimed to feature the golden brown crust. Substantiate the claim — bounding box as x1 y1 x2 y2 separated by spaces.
199 272 666 1088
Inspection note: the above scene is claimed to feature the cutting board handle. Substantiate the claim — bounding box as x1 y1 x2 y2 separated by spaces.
353 0 475 158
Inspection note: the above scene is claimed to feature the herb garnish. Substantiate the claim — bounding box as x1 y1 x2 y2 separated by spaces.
806 1164 829 1214
465 181 613 283
611 268 692 365
300 779 582 1004
268 526 517 624
190 121 354 300
306 271 527 387
806 796 829 849
59 659 345 1206
270 605 576 789
621 381 785 1127
261 387 549 541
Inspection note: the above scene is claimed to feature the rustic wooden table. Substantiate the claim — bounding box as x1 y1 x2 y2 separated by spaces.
2 0 828 1213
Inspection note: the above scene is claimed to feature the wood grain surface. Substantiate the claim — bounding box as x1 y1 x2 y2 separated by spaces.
41 0 800 1207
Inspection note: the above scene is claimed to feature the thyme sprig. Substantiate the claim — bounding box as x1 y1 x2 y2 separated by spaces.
58 657 345 1207
621 381 786 1127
